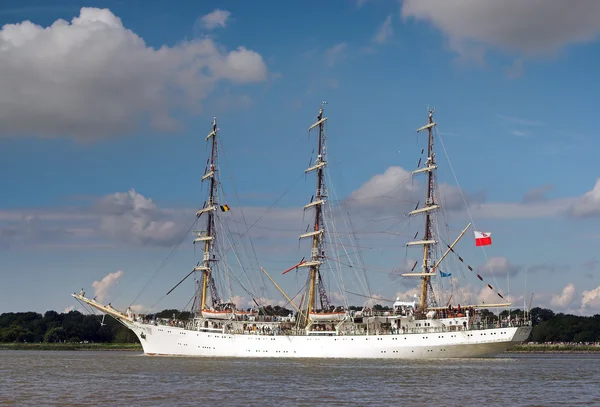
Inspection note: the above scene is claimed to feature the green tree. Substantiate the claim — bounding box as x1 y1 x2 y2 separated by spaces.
44 327 68 343
114 327 139 343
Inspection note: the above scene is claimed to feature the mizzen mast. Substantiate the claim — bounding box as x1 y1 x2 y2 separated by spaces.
194 117 222 313
405 109 439 311
298 104 331 323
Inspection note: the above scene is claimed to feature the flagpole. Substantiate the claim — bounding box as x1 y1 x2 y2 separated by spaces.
432 222 472 271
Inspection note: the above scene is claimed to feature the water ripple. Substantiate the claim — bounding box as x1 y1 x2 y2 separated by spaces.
0 351 598 407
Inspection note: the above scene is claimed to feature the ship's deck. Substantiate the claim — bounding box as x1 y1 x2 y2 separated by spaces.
131 314 531 337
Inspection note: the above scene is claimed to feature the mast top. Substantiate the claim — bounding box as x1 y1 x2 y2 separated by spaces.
319 101 328 114
417 109 437 133
308 103 328 132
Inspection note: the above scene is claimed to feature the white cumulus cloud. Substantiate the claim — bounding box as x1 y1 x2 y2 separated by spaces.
345 165 481 215
550 283 576 309
580 285 600 314
401 0 600 57
0 7 267 139
96 189 184 246
197 9 231 30
347 166 416 210
566 178 600 218
92 270 124 302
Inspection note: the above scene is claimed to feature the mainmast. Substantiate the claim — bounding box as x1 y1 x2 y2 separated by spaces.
298 104 331 322
194 117 222 313
404 109 439 311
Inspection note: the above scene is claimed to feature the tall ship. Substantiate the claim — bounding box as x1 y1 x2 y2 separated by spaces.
73 107 532 358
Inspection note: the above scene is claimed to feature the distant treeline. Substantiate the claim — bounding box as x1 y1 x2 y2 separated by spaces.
477 307 600 343
0 310 140 344
528 307 600 343
1 306 598 343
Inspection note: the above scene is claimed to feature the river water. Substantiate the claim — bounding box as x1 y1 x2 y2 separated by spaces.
1 351 598 406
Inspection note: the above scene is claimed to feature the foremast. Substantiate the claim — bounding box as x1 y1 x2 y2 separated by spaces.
298 104 331 326
194 117 222 314
405 109 439 311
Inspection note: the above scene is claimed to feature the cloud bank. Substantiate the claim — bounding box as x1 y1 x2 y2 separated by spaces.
401 0 600 71
401 0 600 57
2 168 600 250
0 7 267 139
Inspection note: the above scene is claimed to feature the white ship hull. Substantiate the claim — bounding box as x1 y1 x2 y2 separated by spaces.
126 321 531 359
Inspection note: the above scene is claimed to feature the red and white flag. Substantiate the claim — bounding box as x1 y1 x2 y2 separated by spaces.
474 231 492 247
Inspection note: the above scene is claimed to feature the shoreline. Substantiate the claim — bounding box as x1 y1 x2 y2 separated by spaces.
0 343 142 351
1 343 599 353
506 344 600 354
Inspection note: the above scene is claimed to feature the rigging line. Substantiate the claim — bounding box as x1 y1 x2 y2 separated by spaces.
436 129 502 292
284 253 390 274
182 293 196 315
276 280 310 312
431 212 443 294
75 298 103 323
220 171 306 257
129 217 199 308
75 298 130 328
227 271 262 306
432 178 464 301
149 283 197 316
211 242 265 307
111 221 217 304
222 215 264 295
325 171 368 300
344 290 396 304
218 219 262 303
108 257 159 304
227 217 384 236
214 221 234 304
438 235 467 280
324 255 399 275
344 207 371 296
325 241 374 250
323 206 350 309
173 292 196 319
445 244 508 301
329 176 396 297
217 139 262 275
367 215 412 221
341 196 418 203
382 215 415 234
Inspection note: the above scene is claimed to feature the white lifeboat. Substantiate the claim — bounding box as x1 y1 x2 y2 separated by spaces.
201 309 234 320
309 311 346 321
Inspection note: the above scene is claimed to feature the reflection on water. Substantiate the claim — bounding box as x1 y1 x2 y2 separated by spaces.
1 351 599 406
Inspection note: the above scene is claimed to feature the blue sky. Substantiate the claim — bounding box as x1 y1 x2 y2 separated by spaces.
1 0 600 315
